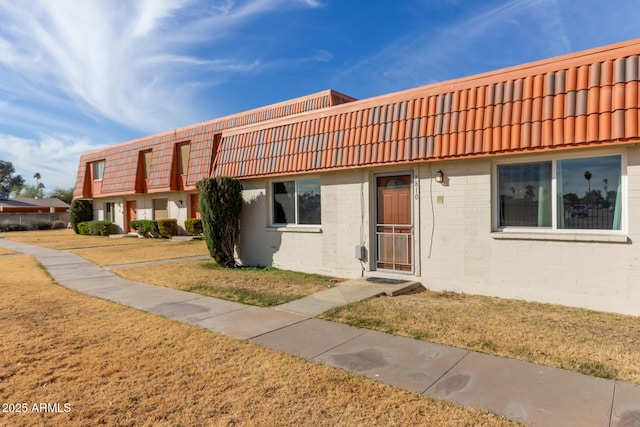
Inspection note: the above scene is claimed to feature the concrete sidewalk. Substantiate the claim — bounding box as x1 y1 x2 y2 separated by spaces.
2 236 640 426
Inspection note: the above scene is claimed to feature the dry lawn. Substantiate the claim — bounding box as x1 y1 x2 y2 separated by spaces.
71 239 209 266
0 256 518 427
0 246 16 255
321 290 640 384
114 260 342 306
2 229 151 250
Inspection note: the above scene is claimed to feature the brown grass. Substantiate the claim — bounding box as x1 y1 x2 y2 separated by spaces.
71 239 209 266
114 260 342 306
3 229 151 250
321 290 640 384
0 256 518 427
0 246 16 255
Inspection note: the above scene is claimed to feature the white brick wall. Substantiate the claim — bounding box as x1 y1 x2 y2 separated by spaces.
235 145 640 315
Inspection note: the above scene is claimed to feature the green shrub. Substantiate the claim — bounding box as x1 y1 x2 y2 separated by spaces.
197 177 243 268
0 223 28 232
52 220 67 229
77 221 90 235
90 221 115 236
184 218 203 236
77 220 114 236
130 219 160 238
157 218 178 238
30 221 52 230
69 199 93 234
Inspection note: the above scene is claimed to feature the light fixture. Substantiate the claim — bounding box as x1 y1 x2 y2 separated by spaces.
178 199 183 205
435 170 444 183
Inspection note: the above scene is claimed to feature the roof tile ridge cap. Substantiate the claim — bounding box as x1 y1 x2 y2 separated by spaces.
425 38 640 91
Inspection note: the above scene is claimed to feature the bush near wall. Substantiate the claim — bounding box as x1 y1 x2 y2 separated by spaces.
130 220 160 238
184 218 203 236
77 220 115 236
0 223 29 232
31 221 52 230
52 220 67 229
157 219 178 238
70 199 94 234
0 222 66 232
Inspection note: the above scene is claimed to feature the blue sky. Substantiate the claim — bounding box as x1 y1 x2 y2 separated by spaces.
1 0 639 192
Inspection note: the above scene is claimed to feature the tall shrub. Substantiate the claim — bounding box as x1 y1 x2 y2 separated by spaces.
69 199 93 234
157 219 178 238
196 177 243 268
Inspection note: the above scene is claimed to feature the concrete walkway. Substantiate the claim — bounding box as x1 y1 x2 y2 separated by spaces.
2 237 640 426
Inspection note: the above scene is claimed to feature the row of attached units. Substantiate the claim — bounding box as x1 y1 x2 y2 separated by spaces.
75 39 640 315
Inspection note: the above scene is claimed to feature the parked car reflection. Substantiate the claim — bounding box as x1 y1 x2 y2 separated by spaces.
570 205 588 218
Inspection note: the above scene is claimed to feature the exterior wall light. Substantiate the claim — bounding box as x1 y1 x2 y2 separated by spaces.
435 170 445 183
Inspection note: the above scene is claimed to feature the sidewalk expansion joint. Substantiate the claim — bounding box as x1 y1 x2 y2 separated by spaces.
422 350 470 395
307 328 371 361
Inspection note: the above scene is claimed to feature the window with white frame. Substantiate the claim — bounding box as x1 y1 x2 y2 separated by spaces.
105 202 116 223
272 178 321 226
93 161 105 180
496 154 622 231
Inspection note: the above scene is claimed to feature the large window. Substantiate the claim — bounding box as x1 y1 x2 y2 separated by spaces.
93 161 105 180
497 154 622 231
272 178 321 226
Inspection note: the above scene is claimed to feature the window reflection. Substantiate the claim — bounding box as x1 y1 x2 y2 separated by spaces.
557 155 621 230
497 155 622 231
498 162 552 227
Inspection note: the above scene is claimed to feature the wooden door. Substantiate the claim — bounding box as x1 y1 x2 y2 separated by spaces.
126 201 137 232
190 193 200 219
376 174 413 272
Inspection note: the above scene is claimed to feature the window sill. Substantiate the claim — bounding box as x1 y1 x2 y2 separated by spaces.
491 231 629 243
267 226 322 233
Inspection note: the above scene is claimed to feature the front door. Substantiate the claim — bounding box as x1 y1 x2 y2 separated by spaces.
190 193 200 219
126 201 137 232
375 174 413 272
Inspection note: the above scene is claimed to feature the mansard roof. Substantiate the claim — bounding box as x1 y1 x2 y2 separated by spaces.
75 38 640 198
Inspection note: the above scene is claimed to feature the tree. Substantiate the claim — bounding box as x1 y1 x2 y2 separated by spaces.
69 199 94 234
33 172 44 197
49 188 74 204
584 170 592 194
196 177 243 268
0 160 24 198
13 184 40 198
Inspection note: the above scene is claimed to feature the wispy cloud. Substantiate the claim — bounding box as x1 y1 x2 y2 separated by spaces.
0 0 320 134
0 0 321 188
0 133 103 191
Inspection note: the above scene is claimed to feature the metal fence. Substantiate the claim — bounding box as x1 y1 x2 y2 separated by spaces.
0 212 70 227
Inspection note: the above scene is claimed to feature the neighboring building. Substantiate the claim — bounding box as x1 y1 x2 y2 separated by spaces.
75 39 640 315
0 197 70 226
0 198 70 213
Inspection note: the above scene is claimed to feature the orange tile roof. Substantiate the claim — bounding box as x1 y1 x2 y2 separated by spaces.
213 39 640 178
73 90 355 198
75 38 640 199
